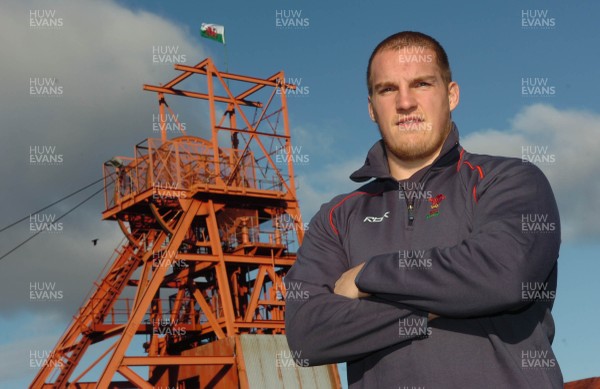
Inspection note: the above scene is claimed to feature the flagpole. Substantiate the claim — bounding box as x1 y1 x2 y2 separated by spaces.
224 42 230 88
200 23 228 86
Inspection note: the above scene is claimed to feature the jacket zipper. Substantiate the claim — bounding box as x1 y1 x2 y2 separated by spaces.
397 143 460 227
400 168 434 227
407 202 415 226
399 184 415 227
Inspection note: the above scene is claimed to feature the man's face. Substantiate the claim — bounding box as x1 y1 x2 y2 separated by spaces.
368 46 459 163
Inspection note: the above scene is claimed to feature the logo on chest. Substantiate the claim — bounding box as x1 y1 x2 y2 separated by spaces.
363 211 390 223
426 194 446 219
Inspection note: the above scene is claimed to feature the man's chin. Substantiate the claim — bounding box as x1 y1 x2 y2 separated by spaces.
385 140 442 163
395 123 433 133
389 148 434 162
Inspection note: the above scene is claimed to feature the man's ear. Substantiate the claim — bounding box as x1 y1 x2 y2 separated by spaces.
448 81 460 111
368 96 376 122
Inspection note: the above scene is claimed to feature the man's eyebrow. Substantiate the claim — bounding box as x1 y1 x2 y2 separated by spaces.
373 75 439 90
372 81 396 90
413 75 438 82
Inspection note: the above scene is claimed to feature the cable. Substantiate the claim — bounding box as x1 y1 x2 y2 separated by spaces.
0 176 108 234
0 184 105 262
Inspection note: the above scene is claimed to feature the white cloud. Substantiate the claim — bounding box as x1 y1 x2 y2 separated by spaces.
0 0 207 187
0 0 205 314
288 121 363 220
297 157 365 221
0 311 66 381
462 103 600 242
0 3 208 384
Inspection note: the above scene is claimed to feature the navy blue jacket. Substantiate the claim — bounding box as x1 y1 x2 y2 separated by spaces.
285 124 562 388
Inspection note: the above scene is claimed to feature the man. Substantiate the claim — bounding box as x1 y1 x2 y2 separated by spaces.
284 31 562 388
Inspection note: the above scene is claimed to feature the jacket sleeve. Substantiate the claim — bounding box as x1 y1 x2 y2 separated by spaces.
355 161 561 318
284 197 429 366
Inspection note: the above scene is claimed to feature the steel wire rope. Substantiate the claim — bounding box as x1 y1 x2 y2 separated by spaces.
0 174 116 262
0 176 107 233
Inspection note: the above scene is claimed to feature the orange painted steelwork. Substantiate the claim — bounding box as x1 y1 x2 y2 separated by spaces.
31 58 338 388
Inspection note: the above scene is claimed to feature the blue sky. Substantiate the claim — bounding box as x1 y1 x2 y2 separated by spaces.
1 0 599 387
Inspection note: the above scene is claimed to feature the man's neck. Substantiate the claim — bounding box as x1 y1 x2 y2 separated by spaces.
387 151 440 181
387 123 455 181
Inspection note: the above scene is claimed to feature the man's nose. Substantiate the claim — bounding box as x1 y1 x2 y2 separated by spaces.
395 88 417 111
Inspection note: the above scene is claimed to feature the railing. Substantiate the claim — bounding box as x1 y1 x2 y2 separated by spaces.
86 297 218 327
103 137 293 210
224 226 298 255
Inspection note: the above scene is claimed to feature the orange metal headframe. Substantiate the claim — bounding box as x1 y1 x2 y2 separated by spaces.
31 58 340 389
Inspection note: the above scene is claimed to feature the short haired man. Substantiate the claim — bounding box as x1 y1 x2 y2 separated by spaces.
285 31 562 388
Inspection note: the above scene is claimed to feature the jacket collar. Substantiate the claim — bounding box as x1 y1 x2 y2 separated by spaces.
349 122 461 183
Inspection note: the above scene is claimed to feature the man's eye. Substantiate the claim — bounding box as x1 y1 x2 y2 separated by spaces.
416 82 430 87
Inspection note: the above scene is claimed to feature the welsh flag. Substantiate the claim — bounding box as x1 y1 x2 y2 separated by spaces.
200 23 225 44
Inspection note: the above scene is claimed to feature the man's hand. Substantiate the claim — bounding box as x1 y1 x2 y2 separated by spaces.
334 263 370 299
